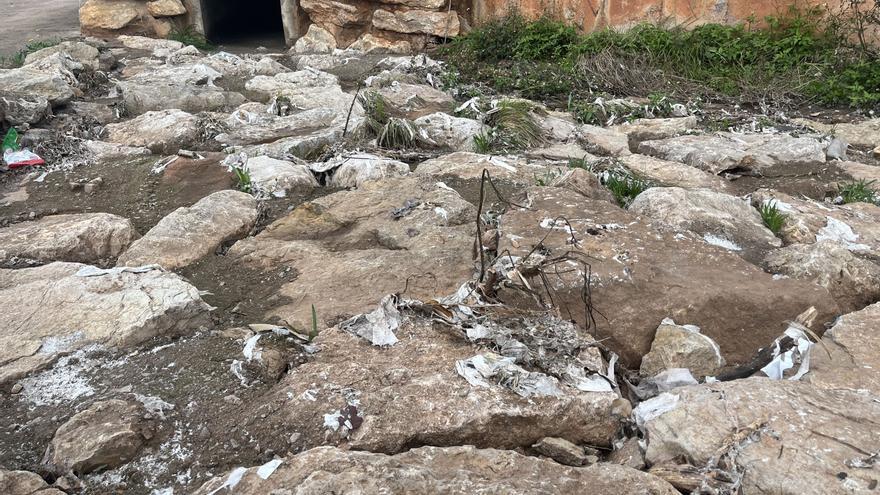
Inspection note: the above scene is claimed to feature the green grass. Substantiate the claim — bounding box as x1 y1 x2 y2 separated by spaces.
604 171 650 207
839 179 878 204
232 166 252 194
440 8 880 108
485 100 545 151
473 132 492 153
310 304 320 342
0 39 60 68
168 26 215 52
759 201 788 234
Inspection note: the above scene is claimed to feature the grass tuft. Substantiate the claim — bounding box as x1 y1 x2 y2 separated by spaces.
485 100 546 151
232 166 252 194
1 39 60 68
604 170 650 207
759 201 788 234
168 26 215 52
839 179 878 204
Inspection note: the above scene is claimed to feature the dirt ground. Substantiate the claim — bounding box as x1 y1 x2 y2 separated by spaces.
0 0 81 56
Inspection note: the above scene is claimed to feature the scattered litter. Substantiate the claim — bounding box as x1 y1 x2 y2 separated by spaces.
76 265 162 277
242 334 262 362
134 394 175 420
339 295 403 346
816 217 870 251
230 360 248 387
207 467 247 495
633 368 699 400
323 404 364 435
390 198 420 219
846 452 879 469
256 459 283 479
633 392 680 430
760 323 813 380
703 233 742 251
456 353 564 398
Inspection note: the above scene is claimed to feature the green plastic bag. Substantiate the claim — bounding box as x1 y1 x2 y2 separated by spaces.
2 128 19 153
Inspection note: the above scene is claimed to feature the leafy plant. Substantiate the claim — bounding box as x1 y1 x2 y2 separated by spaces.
168 26 215 52
485 100 545 151
759 201 788 234
839 179 878 204
232 166 252 194
309 304 320 342
568 157 589 170
377 117 420 149
604 171 650 207
473 132 492 153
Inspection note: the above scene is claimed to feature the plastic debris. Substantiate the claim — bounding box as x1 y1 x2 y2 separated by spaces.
760 323 813 380
339 294 403 346
75 265 162 277
633 392 680 430
256 459 283 479
3 128 45 169
456 353 564 398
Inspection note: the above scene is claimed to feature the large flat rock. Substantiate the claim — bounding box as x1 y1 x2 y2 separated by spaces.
0 213 137 265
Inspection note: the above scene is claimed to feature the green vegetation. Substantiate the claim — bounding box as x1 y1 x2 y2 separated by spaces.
310 304 320 342
604 171 650 207
759 201 788 234
232 166 252 194
0 39 60 68
440 7 880 108
473 132 492 153
839 179 878 204
168 26 215 52
360 91 425 149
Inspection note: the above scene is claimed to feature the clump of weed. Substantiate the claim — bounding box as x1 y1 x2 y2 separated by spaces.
534 169 563 186
359 91 426 149
0 39 60 68
485 100 546 151
473 132 492 153
603 170 650 207
309 304 320 342
169 26 215 52
759 201 788 234
232 166 252 194
839 179 878 204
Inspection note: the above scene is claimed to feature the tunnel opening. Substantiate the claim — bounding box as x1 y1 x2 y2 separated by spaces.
201 0 286 47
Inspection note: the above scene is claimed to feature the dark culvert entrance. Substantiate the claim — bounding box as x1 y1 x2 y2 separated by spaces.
202 0 285 48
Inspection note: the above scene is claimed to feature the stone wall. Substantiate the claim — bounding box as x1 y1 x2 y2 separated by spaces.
79 0 869 51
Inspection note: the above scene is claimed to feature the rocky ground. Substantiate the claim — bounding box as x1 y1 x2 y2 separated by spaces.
1 30 880 495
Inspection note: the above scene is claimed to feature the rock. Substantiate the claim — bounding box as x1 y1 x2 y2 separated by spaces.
194 446 677 494
146 0 186 17
378 0 445 8
104 109 201 154
629 187 781 258
376 83 454 119
116 64 246 114
244 69 339 102
80 0 141 31
0 213 137 265
638 133 826 174
372 9 460 37
609 437 645 470
0 93 51 125
24 42 100 70
874 145 880 158
228 175 474 330
43 399 153 474
300 0 371 28
233 312 623 454
348 33 412 54
808 302 880 395
752 189 880 257
639 378 880 494
322 153 410 187
415 151 556 183
83 140 152 164
117 190 259 270
579 124 631 156
0 263 211 384
245 156 319 194
0 67 74 106
67 101 117 125
548 168 615 202
639 319 725 378
0 469 64 495
617 154 732 192
795 117 880 149
533 437 588 466
835 160 880 183
764 240 880 313
526 143 597 162
117 35 184 54
496 187 839 367
535 110 580 142
292 24 337 54
414 113 487 151
616 116 698 146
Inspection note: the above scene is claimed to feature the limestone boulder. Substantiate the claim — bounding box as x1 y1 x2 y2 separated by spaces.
228 175 475 330
348 33 412 54
291 24 337 54
104 109 201 154
638 133 827 174
526 143 597 162
630 187 781 259
639 319 725 378
377 83 454 119
194 446 677 494
24 41 100 70
496 187 839 367
0 93 51 125
0 213 137 265
372 9 460 37
244 156 318 195
616 116 698 146
795 117 880 149
117 190 259 270
639 378 880 494
321 153 410 188
116 64 246 114
414 113 487 151
618 154 731 192
83 140 152 164
535 110 580 142
752 189 880 257
80 0 142 31
43 399 154 475
808 302 880 395
549 168 616 202
764 240 880 312
300 0 371 28
579 124 631 156
146 0 186 17
835 160 880 182
0 263 211 384
415 151 556 184
0 470 63 495
0 67 74 106
117 35 183 54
